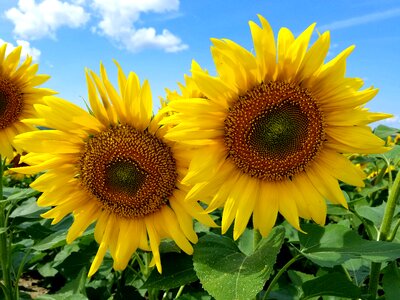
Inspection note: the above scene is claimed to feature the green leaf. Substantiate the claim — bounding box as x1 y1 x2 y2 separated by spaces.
374 125 399 140
383 262 400 300
142 253 198 289
383 145 400 165
57 241 98 279
6 188 39 202
193 226 285 300
237 228 255 256
36 294 88 300
2 187 25 198
355 202 400 228
9 197 46 219
302 272 361 299
177 291 213 300
58 267 88 295
38 262 58 277
32 231 67 251
342 259 370 286
299 223 400 267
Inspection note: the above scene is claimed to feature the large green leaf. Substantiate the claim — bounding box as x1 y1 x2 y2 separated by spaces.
383 262 400 300
299 224 400 267
141 253 198 289
193 226 285 300
302 272 361 299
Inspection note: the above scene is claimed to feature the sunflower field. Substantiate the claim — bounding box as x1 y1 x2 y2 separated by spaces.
1 15 400 300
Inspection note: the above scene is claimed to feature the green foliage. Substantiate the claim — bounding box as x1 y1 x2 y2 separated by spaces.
302 272 361 299
193 227 284 300
299 223 400 267
1 127 400 300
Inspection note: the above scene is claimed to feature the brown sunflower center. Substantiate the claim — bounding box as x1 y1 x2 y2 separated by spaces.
79 124 178 218
224 81 325 181
0 78 23 129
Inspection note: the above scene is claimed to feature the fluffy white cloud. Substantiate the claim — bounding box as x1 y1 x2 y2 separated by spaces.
0 39 41 61
91 0 188 52
5 0 90 40
4 0 187 53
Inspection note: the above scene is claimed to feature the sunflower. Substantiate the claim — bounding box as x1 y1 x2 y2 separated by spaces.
13 62 216 276
0 43 54 159
162 15 392 240
165 60 206 101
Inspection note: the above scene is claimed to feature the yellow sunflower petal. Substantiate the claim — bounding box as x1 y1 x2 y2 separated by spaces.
67 202 100 243
253 182 278 237
88 214 114 277
233 177 258 241
145 215 162 273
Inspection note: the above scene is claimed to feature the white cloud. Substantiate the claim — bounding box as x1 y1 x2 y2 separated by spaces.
5 0 90 40
318 8 400 31
0 39 41 61
91 0 188 52
4 0 188 53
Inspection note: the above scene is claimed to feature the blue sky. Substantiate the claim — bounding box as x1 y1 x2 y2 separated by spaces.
1 0 399 127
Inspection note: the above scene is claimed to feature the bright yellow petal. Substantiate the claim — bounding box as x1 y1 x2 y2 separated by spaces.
233 176 258 240
253 182 278 237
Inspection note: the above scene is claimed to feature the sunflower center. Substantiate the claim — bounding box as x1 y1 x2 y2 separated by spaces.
224 81 325 181
105 159 147 196
79 124 177 218
249 103 309 157
0 79 23 129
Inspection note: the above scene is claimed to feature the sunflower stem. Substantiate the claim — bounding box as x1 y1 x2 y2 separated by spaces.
368 168 400 300
262 254 302 300
0 156 13 300
174 285 185 299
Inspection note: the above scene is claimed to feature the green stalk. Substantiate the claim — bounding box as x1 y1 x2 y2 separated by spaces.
262 254 302 300
368 169 400 300
174 285 185 299
0 156 13 300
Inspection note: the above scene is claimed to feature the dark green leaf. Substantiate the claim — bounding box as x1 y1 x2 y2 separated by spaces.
177 291 213 300
9 197 46 219
32 231 67 251
58 267 88 295
343 259 370 286
57 241 98 279
193 226 285 300
299 223 400 267
383 262 400 300
142 253 197 289
302 272 361 299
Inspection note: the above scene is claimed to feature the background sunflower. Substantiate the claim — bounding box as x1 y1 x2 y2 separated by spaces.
0 43 54 159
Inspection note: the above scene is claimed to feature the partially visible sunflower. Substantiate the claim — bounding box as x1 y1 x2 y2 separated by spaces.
162 15 392 240
165 60 206 102
13 62 216 276
0 43 54 159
